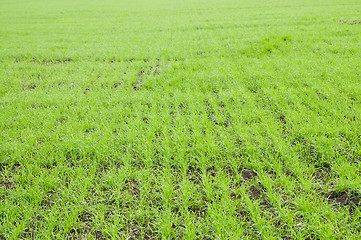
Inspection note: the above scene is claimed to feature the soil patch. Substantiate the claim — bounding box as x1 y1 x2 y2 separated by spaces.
0 179 15 190
339 19 361 25
324 190 361 213
248 185 269 207
241 169 258 180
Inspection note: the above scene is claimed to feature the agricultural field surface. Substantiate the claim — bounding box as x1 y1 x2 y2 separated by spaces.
1 0 361 239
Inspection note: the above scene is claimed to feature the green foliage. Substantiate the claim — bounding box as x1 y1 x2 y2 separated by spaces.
1 0 361 238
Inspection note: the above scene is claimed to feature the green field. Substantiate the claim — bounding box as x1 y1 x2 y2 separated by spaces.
1 0 361 239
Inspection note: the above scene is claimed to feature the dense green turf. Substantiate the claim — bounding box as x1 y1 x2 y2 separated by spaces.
1 0 361 239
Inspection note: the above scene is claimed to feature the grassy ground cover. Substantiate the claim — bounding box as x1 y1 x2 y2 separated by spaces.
1 0 361 239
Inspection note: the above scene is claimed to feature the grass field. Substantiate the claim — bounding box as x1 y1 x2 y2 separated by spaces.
1 0 361 239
